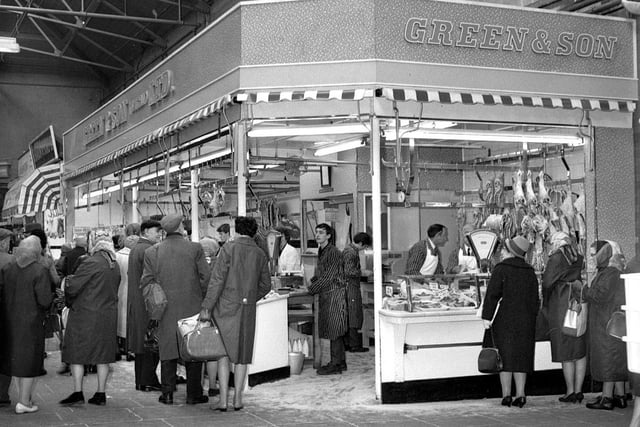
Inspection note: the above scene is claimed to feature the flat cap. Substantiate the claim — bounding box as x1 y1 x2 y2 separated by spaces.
161 214 183 234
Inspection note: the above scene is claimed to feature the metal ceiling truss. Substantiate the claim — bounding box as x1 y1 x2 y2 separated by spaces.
2 0 205 74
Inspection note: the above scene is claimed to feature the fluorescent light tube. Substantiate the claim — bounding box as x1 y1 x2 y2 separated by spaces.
248 123 369 138
384 128 583 146
314 139 365 156
0 37 20 53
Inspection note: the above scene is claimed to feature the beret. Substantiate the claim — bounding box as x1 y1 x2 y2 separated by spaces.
161 214 183 233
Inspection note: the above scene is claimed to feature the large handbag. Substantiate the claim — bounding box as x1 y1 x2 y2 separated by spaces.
478 298 503 374
177 314 227 362
562 285 588 337
141 281 167 321
606 311 626 340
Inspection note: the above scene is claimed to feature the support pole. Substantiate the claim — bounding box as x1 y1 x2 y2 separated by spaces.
190 170 199 242
236 121 247 216
371 116 383 400
132 186 139 224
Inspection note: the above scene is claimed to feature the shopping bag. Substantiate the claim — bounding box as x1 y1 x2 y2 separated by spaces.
562 287 587 337
141 282 167 321
177 314 227 362
478 327 503 373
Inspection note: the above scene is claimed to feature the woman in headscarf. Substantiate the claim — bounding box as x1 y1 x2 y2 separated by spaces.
0 236 52 414
59 236 121 407
574 240 627 410
542 231 586 403
481 236 539 408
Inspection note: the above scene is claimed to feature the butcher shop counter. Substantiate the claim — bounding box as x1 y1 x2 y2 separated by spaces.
379 308 562 403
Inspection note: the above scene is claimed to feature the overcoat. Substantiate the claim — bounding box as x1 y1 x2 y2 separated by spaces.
584 266 627 382
127 237 154 354
0 251 51 377
308 243 347 340
116 247 130 338
202 236 271 364
542 252 585 362
343 244 363 329
141 233 210 361
63 250 120 364
482 257 539 373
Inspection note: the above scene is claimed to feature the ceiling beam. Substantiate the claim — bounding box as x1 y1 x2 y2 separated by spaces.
19 46 128 71
102 0 167 48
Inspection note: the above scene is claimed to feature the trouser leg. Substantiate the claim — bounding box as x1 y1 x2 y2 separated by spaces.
348 327 360 349
0 373 10 402
160 359 177 394
140 351 160 386
330 337 345 366
185 362 203 399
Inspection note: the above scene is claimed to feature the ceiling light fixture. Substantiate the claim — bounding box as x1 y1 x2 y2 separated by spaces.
81 147 232 201
248 123 369 138
0 37 20 53
314 138 365 157
383 128 584 146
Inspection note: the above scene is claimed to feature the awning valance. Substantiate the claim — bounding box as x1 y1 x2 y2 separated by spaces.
15 164 61 216
239 88 374 104
67 93 236 179
377 88 636 113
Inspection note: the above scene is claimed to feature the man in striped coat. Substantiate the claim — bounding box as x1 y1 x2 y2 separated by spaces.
308 223 348 375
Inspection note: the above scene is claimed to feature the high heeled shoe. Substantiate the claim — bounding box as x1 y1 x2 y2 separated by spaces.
575 392 584 403
512 396 526 408
501 396 512 407
559 393 576 403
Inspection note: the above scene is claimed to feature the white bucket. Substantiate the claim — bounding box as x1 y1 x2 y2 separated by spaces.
621 273 640 310
288 351 304 375
622 336 640 374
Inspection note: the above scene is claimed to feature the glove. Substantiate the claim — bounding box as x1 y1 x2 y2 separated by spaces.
147 319 159 330
483 319 492 330
198 307 210 322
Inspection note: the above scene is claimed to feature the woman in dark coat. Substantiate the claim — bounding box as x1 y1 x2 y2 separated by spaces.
576 240 628 410
482 236 539 408
200 217 271 411
542 231 586 403
60 236 121 407
0 236 52 414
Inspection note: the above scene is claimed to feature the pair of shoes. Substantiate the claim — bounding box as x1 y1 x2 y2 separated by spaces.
613 395 628 409
575 392 584 403
60 391 85 406
15 402 38 414
317 363 343 375
57 364 71 376
158 392 173 405
586 396 614 410
501 396 512 407
512 396 526 408
88 392 106 406
186 395 209 405
176 376 187 384
208 388 220 397
136 384 161 392
211 405 227 412
348 347 369 353
559 393 577 403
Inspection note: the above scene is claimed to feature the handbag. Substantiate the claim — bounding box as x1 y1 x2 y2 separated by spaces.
141 281 167 321
562 285 588 337
478 298 503 374
177 314 227 362
606 311 626 340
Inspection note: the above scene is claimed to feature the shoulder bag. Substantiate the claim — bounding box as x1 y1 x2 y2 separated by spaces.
141 246 167 320
562 283 587 337
478 298 503 374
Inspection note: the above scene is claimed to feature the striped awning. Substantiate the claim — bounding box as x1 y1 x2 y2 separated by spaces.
16 164 61 215
377 88 636 113
68 93 235 179
239 88 374 104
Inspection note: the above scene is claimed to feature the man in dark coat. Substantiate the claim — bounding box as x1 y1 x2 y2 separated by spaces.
342 232 371 353
62 236 88 277
0 228 15 407
141 214 211 405
126 220 162 392
308 223 348 375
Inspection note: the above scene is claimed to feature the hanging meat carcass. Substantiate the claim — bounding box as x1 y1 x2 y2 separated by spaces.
494 173 505 209
525 170 539 213
513 170 527 209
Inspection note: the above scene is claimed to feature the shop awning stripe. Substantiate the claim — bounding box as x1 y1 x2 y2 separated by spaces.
68 94 235 179
378 88 636 113
17 164 60 215
245 88 373 104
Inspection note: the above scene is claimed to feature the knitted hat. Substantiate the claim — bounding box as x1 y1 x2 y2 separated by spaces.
505 236 529 259
161 214 183 233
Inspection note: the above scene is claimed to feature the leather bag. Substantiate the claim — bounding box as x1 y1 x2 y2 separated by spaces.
562 286 587 337
141 282 167 321
177 314 227 362
478 297 503 374
606 311 626 340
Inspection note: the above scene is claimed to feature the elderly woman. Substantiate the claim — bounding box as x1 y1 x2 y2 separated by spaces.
542 231 586 403
60 236 121 406
574 240 627 410
199 217 271 411
482 236 539 408
0 236 52 414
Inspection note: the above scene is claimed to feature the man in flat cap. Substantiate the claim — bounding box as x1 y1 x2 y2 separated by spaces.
127 220 162 393
141 214 211 405
0 228 13 406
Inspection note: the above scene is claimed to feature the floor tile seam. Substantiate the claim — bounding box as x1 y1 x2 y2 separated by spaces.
244 411 278 426
396 413 437 426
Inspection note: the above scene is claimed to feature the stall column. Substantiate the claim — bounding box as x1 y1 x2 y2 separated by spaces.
371 116 383 399
236 121 247 216
132 186 139 224
191 170 199 242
